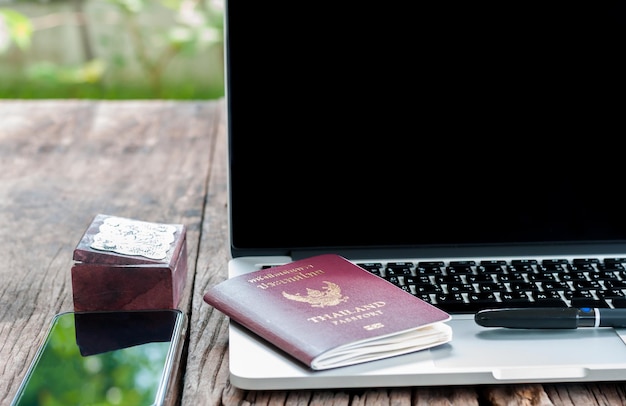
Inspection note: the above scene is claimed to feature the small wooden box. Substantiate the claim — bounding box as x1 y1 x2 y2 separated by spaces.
72 214 188 311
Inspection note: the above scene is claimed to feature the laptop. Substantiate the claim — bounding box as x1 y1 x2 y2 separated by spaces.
223 1 626 390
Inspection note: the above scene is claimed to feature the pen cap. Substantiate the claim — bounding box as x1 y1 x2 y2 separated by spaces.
475 307 580 329
597 308 626 328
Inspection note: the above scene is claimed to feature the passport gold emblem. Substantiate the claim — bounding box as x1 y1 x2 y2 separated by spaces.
282 281 349 308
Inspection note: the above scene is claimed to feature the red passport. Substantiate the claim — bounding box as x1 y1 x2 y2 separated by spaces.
203 254 452 370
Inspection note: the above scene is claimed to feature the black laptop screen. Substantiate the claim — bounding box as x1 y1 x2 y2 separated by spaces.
226 2 626 257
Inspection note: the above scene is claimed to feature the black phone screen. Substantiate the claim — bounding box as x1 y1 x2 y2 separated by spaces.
11 310 185 406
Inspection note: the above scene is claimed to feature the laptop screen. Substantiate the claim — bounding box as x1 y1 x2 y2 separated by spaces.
226 2 626 258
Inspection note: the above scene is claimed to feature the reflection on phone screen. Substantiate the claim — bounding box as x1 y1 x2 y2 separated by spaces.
12 310 183 406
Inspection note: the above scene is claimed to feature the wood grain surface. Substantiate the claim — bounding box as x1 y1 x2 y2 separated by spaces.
1 100 626 406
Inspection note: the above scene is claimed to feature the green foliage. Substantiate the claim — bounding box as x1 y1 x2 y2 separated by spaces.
27 59 106 83
0 78 223 99
0 0 224 99
0 8 33 52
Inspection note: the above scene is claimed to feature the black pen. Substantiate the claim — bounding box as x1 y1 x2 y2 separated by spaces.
474 307 626 329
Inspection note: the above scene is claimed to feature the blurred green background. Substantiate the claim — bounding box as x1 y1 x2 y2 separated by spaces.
0 0 224 99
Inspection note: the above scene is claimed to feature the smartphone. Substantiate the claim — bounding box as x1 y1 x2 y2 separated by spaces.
11 309 186 406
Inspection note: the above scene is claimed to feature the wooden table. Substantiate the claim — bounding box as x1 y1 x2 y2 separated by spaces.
2 100 626 406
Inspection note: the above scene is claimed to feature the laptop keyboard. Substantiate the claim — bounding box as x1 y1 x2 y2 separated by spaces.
355 258 626 314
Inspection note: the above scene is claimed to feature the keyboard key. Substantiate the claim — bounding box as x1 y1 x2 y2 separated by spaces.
446 283 474 293
386 267 411 277
468 292 497 304
598 263 625 272
386 276 402 285
435 274 463 284
435 292 463 302
572 280 602 290
508 263 534 272
604 280 626 289
477 264 505 274
399 285 411 293
532 291 564 302
530 296 568 307
573 258 600 265
509 281 538 291
359 263 383 276
589 271 618 281
542 259 569 265
598 289 625 300
511 259 538 266
446 265 473 275
416 266 443 276
467 274 495 283
388 262 414 268
497 273 525 282
558 271 587 282
449 260 476 267
500 291 532 306
415 283 442 294
481 260 506 265
405 275 430 285
528 272 556 282
538 263 566 272
541 281 569 291
478 282 506 292
418 261 444 267
571 297 610 308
